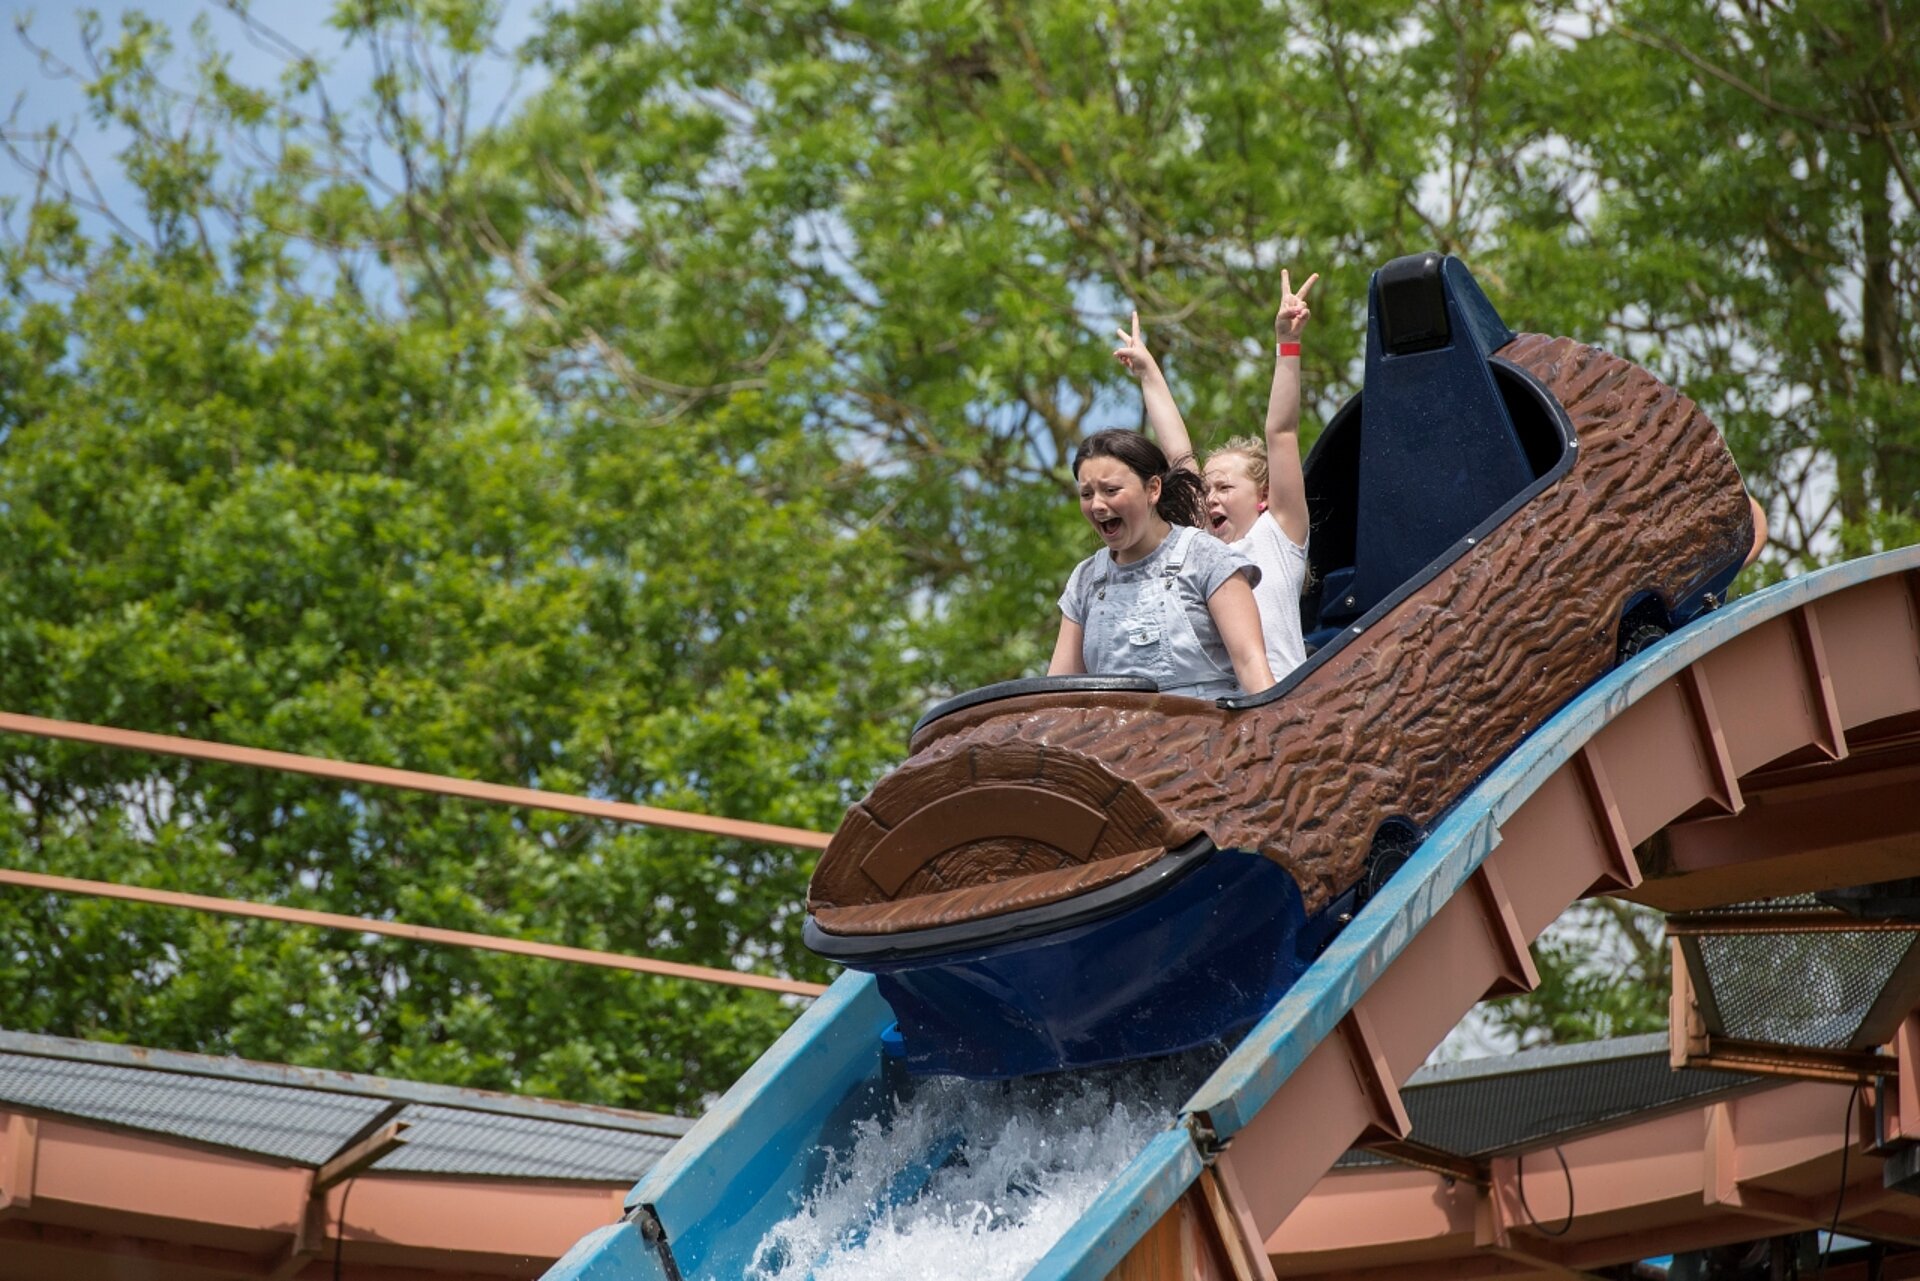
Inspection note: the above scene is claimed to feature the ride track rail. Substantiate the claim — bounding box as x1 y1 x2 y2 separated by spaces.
557 544 1920 1281
1053 545 1920 1279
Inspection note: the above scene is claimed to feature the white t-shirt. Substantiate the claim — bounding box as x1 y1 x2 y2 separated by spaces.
1231 512 1309 679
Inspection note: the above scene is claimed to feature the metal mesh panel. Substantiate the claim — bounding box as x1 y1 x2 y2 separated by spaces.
1686 894 1824 915
1405 1052 1750 1158
1699 929 1916 1048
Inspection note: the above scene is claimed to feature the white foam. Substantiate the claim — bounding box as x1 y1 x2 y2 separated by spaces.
744 1066 1195 1281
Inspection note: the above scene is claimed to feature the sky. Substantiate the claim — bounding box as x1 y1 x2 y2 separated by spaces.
1 0 545 223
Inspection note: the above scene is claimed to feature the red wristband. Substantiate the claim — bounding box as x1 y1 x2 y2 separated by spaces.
1277 342 1302 358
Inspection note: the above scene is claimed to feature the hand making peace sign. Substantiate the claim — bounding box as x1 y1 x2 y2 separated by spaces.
1112 310 1156 380
1275 269 1319 344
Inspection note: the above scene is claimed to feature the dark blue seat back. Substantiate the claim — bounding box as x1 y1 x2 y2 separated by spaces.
1337 254 1525 622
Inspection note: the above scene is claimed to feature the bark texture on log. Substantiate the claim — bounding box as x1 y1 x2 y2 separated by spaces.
809 336 1753 934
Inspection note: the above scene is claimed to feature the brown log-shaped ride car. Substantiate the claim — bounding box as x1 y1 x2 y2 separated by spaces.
807 265 1753 948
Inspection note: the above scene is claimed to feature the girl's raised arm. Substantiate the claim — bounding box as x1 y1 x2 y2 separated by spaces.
1264 270 1318 547
1113 311 1198 475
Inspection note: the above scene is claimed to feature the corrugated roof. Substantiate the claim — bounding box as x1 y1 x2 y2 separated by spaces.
0 1051 388 1164
372 1104 676 1179
0 1029 684 1182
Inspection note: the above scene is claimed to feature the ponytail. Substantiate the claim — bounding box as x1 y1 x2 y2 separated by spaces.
1154 466 1207 529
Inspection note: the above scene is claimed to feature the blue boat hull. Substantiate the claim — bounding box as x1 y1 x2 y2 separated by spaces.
807 845 1350 1079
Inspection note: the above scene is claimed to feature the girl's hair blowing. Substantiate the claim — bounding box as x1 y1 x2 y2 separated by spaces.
1208 435 1269 492
1073 429 1207 529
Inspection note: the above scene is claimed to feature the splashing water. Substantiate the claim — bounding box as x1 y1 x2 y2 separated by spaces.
744 1060 1208 1281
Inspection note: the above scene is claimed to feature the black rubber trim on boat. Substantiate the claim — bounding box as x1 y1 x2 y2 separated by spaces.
912 675 1160 738
805 836 1218 965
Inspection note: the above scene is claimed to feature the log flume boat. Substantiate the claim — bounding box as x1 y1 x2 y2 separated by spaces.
804 253 1755 1080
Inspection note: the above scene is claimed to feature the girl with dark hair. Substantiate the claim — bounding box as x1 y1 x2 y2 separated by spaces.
1047 429 1276 697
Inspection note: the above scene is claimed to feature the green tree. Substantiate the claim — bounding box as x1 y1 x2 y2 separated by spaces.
1477 902 1671 1049
0 3 915 1112
6 0 1916 1093
1534 0 1920 569
502 0 1633 684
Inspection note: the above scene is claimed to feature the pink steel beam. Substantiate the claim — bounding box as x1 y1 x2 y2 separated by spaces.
1268 1080 1892 1279
0 1106 632 1277
0 712 830 851
1636 756 1920 913
1179 569 1920 1273
0 868 826 998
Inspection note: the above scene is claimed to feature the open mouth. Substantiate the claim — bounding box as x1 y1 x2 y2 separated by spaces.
1209 511 1229 533
1095 516 1124 538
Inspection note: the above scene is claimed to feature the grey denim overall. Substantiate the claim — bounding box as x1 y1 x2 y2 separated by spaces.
1081 525 1241 699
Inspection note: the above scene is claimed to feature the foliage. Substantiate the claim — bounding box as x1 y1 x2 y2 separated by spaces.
0 3 915 1111
0 0 1915 1106
1543 0 1920 570
1478 900 1671 1049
